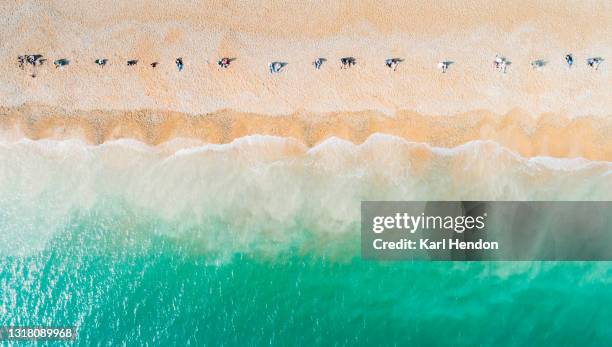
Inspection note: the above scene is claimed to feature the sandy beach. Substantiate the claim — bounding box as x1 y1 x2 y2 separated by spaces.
1 0 611 159
1 105 610 161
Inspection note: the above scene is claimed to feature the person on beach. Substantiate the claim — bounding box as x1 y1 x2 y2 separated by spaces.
493 55 503 69
54 59 69 68
95 59 108 67
26 54 45 66
494 55 509 73
530 59 546 70
176 58 183 71
127 60 138 66
340 57 356 69
151 62 159 68
438 61 453 73
586 57 604 70
268 61 286 74
17 55 25 69
313 58 326 69
565 54 573 68
19 54 44 77
385 58 402 71
217 58 233 68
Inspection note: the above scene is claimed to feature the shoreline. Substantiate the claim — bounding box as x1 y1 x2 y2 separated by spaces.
1 105 610 161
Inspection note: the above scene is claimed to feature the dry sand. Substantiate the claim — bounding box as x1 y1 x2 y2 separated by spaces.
0 1 610 159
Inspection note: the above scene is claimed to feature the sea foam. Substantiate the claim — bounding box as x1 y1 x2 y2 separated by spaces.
0 135 610 256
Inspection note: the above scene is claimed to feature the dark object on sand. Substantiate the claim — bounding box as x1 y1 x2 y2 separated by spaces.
586 57 604 70
17 55 26 69
217 57 235 68
95 58 108 67
18 54 45 77
54 59 70 68
384 58 403 71
565 54 573 68
268 61 287 74
27 54 44 66
313 58 326 69
530 59 547 69
438 61 454 73
340 57 356 69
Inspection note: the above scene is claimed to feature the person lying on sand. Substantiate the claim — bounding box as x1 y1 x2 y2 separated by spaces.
438 61 453 73
176 58 183 71
384 58 402 71
25 54 45 66
95 59 108 67
530 59 546 70
18 54 45 77
127 60 138 66
54 59 69 68
586 57 604 70
340 57 356 69
17 55 26 69
313 58 326 69
268 61 286 73
217 57 233 68
565 54 573 68
150 62 159 68
494 55 509 73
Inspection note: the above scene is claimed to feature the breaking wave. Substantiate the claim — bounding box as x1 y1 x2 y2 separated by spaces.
0 134 610 256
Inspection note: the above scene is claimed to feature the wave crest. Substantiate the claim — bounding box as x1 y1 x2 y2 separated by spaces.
0 135 609 256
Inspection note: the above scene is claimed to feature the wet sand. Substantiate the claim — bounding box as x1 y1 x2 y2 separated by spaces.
1 105 610 161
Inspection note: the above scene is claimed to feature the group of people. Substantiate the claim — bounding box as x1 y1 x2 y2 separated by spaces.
17 54 237 77
526 54 604 72
17 53 605 77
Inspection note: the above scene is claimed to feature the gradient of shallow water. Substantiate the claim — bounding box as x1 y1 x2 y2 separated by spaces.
2 220 611 346
1 137 611 345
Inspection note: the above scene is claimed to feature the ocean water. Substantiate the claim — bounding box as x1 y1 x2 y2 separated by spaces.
1 136 611 345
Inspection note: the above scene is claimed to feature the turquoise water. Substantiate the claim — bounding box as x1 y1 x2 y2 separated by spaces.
1 204 611 346
1 138 611 345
